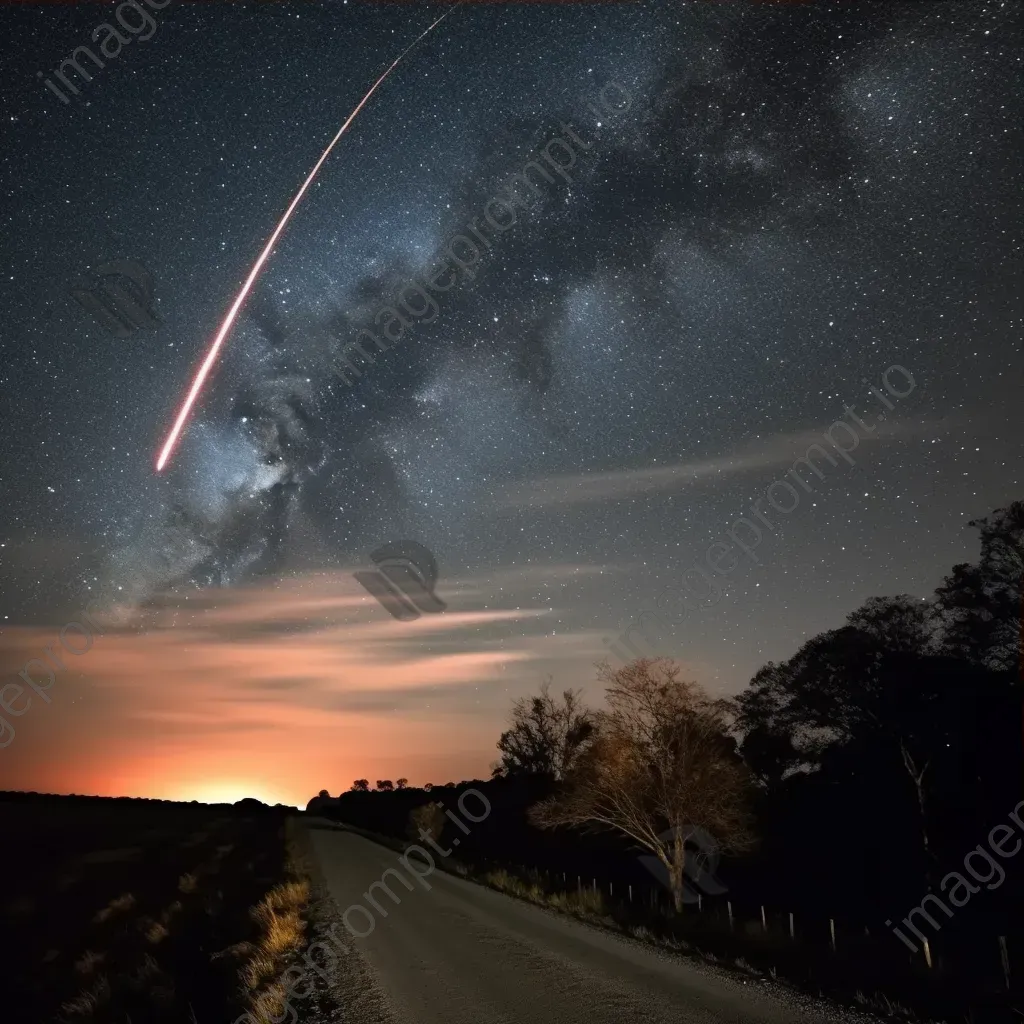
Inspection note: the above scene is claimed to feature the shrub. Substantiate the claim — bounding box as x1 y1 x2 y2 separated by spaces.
408 801 446 845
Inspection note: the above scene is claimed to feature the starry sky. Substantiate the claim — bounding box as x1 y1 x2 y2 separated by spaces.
0 1 1020 807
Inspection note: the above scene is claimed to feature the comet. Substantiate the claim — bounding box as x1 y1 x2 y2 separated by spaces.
155 10 454 473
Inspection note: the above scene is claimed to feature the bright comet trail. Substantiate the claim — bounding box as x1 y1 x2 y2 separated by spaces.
155 10 453 473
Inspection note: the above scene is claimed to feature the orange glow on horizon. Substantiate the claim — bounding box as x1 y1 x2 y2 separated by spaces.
173 779 298 808
0 570 606 808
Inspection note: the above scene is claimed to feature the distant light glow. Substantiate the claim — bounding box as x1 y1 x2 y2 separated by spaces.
182 779 296 808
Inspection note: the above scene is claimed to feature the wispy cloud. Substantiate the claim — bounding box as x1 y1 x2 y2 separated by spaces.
494 418 948 509
0 572 604 804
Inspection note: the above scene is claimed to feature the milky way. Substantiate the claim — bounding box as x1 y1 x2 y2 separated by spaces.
1 1 1020 695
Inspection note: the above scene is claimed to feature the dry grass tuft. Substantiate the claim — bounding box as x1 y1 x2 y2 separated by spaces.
248 879 310 960
238 874 311 1012
60 975 111 1018
146 921 170 944
249 982 294 1024
482 868 608 917
240 950 277 991
260 909 305 960
546 886 607 917
92 892 135 923
178 873 199 894
266 879 309 910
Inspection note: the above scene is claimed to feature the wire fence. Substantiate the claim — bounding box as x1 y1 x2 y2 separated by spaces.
481 858 1019 1017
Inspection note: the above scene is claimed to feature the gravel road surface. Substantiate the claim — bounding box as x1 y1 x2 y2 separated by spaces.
309 825 865 1024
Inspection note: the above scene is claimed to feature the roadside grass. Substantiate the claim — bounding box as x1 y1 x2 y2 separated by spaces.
482 867 609 919
0 794 297 1024
235 820 311 1024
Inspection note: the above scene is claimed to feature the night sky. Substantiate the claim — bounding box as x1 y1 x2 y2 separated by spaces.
0 1 1020 806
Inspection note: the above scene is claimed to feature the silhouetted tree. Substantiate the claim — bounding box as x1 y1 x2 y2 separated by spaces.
318 789 330 799
497 680 595 780
533 659 754 912
376 780 394 792
395 778 409 790
935 501 1024 672
738 725 800 789
732 593 1014 891
351 779 369 792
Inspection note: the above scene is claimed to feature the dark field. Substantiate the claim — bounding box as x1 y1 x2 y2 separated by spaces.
0 792 305 1024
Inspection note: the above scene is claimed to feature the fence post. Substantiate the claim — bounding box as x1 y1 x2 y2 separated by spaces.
609 881 614 898
829 918 836 952
628 884 633 903
999 935 1011 989
922 937 933 969
789 911 794 940
577 875 581 891
697 893 702 912
761 905 767 931
727 901 734 931
592 877 596 893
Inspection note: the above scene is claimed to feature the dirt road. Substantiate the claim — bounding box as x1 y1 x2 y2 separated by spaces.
308 825 862 1024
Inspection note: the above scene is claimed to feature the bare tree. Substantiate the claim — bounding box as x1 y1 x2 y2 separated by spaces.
532 659 755 912
497 680 595 780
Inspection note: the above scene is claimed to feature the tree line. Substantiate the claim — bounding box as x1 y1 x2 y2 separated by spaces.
308 501 1022 929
